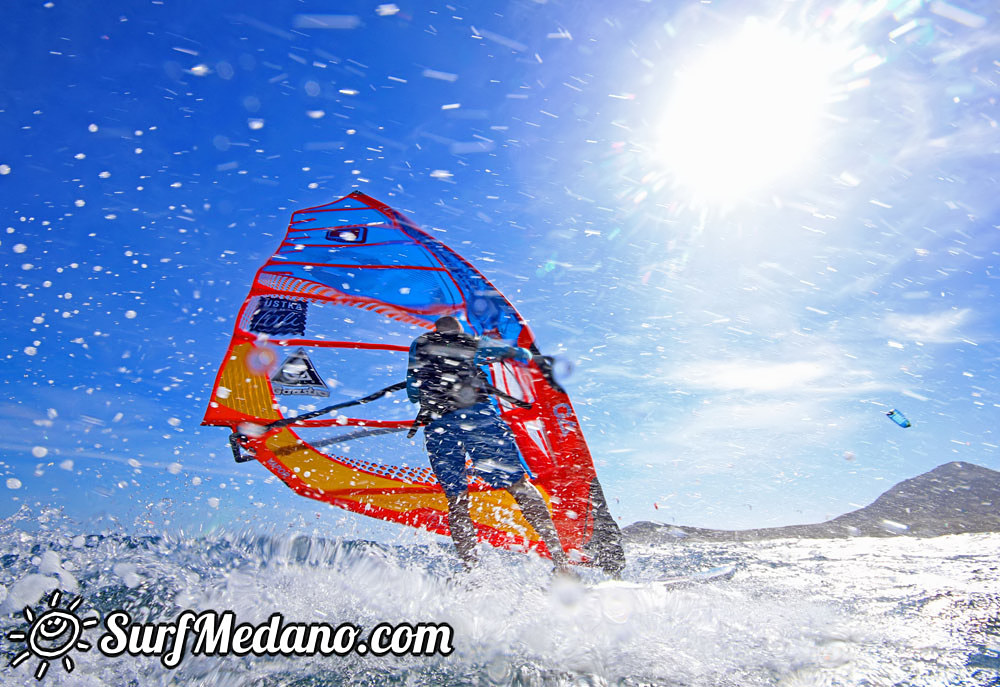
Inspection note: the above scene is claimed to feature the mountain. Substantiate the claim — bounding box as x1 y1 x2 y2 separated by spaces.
623 462 1000 545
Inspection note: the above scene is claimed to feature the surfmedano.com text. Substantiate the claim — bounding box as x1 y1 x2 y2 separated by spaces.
98 610 454 668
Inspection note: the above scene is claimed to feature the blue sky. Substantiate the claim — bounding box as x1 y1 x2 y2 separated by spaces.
2 0 998 538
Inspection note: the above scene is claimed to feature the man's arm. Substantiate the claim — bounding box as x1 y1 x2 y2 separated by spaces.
406 338 422 403
474 339 531 365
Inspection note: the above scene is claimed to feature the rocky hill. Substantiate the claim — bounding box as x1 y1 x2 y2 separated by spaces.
623 461 1000 544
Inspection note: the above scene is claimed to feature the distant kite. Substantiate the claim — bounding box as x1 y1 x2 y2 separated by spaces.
886 409 912 428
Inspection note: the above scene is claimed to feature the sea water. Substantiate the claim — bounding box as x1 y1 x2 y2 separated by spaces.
1 511 997 686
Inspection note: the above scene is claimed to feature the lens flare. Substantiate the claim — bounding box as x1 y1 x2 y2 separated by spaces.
246 345 279 376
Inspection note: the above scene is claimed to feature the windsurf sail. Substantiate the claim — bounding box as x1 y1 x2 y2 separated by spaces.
202 192 624 573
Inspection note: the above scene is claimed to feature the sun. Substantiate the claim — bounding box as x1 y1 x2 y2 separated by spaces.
6 590 100 680
657 18 849 203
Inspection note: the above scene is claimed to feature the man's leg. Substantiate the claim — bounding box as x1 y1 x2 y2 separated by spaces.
426 415 478 568
444 490 478 569
463 405 573 573
506 476 571 572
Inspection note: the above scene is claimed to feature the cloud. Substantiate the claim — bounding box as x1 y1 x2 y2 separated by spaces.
639 351 892 469
884 308 971 343
673 360 829 393
0 443 246 479
666 399 832 449
667 355 881 396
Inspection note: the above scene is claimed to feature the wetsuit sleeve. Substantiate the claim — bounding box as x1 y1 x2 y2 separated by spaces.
406 339 421 403
475 339 531 365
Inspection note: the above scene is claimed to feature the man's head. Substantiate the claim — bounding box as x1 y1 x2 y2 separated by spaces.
434 316 463 333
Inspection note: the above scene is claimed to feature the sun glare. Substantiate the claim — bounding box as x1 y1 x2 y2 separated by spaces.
659 19 846 203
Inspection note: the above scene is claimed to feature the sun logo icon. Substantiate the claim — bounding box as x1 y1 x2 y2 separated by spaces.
6 590 99 680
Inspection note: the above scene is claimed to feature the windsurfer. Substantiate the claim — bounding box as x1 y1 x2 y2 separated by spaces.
407 316 571 572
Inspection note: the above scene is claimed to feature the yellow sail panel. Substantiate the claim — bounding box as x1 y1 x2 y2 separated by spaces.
265 429 414 491
469 491 539 541
264 429 539 540
214 342 280 422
